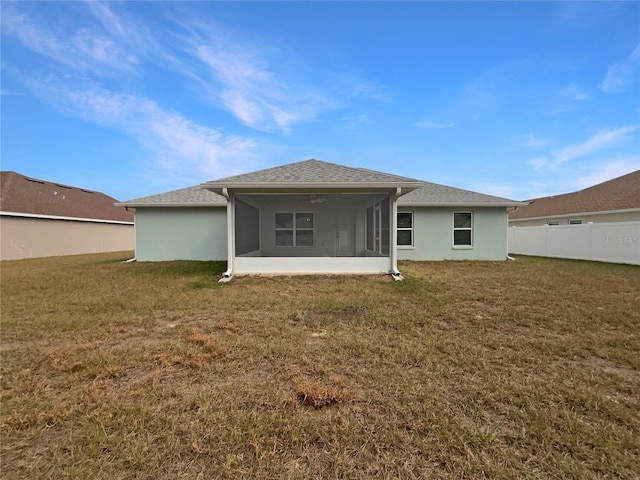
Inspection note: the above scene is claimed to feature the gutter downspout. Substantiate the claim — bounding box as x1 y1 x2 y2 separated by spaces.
124 209 137 262
219 187 234 283
390 187 404 281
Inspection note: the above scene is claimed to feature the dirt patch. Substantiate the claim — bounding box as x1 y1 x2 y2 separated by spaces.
581 356 638 381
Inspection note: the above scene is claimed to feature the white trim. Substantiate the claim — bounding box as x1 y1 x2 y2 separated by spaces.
453 211 473 247
400 201 524 207
203 181 424 191
114 202 226 208
397 210 414 249
509 207 640 223
234 256 392 274
0 211 134 225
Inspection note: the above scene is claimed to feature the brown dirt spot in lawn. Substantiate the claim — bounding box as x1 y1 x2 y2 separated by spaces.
582 356 638 381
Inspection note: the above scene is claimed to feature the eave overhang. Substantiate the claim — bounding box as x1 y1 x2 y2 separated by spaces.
114 202 226 208
202 181 424 195
398 201 528 208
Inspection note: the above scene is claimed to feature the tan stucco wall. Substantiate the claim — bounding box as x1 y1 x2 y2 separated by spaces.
509 210 640 227
0 216 134 260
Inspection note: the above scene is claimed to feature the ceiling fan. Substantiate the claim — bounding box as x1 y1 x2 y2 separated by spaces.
298 194 328 204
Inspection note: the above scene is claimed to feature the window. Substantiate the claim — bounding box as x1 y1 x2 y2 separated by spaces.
547 221 560 226
453 212 473 247
569 219 582 225
397 212 413 247
275 212 314 247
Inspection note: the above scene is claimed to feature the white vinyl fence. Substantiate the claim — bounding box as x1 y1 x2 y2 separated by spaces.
508 221 640 266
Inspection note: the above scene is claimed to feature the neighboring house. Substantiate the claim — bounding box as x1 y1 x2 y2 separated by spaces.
509 170 640 227
118 159 522 278
0 171 134 260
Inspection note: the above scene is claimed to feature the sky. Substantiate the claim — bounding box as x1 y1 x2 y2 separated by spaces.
1 1 639 202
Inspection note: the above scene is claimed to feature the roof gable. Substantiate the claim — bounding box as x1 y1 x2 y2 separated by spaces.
0 171 133 222
203 159 424 188
510 170 640 219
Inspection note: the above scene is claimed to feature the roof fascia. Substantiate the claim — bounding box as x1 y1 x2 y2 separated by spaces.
0 211 134 225
509 207 640 222
114 202 226 208
203 181 423 193
398 201 527 208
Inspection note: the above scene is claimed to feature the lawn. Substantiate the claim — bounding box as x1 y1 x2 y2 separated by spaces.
1 252 639 479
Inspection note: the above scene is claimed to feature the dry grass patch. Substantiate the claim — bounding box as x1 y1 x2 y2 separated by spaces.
1 252 639 479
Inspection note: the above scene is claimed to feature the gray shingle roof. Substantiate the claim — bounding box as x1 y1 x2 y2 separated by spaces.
204 159 424 186
398 182 521 206
118 185 226 207
119 159 522 207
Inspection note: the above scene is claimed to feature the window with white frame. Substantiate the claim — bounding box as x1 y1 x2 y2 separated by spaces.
275 212 314 247
569 219 582 225
453 212 473 247
397 212 413 247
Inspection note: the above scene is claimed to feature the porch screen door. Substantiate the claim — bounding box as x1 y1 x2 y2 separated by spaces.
336 213 355 256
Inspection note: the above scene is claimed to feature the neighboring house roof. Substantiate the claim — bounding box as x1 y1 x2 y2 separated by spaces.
0 171 133 223
118 159 522 208
509 170 640 220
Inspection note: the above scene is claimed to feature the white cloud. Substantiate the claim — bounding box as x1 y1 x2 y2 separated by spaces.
192 38 334 133
573 156 640 189
601 43 640 93
413 120 455 129
528 157 549 171
525 133 548 148
553 126 637 166
560 83 589 101
530 126 638 170
21 74 258 180
1 3 138 75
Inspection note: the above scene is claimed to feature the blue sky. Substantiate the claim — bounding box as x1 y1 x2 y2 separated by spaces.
2 1 639 202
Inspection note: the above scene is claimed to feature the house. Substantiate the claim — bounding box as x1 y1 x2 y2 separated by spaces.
0 171 134 260
509 170 640 227
118 159 523 279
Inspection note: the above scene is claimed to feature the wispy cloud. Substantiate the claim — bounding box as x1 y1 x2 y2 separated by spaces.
413 120 455 129
525 133 548 148
2 2 367 136
1 3 138 75
601 43 640 93
574 156 640 189
529 126 638 170
559 83 589 101
177 25 345 134
19 72 258 180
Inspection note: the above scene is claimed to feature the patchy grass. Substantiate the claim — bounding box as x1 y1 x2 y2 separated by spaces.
1 252 639 479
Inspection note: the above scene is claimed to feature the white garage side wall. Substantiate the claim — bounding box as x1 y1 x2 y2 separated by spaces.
0 215 134 261
509 222 640 265
397 207 509 261
135 207 227 261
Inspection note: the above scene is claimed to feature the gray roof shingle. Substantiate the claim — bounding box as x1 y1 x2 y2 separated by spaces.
118 185 226 207
119 159 522 207
204 159 424 186
398 182 521 206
